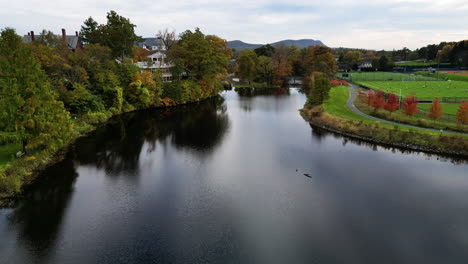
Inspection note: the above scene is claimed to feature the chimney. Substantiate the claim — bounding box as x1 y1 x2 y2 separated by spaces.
30 31 35 41
62 28 67 44
75 31 78 37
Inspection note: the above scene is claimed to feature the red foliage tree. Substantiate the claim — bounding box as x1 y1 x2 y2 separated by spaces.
371 90 385 111
456 102 468 125
340 80 349 86
330 80 341 86
429 98 443 120
384 92 399 113
403 95 419 116
358 90 366 103
366 89 376 106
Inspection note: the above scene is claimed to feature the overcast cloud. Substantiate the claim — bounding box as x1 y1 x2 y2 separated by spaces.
1 0 467 50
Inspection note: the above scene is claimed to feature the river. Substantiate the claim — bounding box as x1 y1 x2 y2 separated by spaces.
0 88 467 264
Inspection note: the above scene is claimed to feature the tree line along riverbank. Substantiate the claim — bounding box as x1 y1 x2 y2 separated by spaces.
0 14 232 197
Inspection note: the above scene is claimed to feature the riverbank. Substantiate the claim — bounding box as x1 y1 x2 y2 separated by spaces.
0 94 220 203
300 86 468 157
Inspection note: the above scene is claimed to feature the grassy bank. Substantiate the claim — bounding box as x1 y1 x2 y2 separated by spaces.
418 103 460 116
301 86 468 156
355 103 467 133
0 144 22 169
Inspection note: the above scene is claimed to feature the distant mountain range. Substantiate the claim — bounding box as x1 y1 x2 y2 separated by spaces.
228 39 325 50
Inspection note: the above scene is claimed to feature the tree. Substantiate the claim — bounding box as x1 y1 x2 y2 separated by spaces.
80 11 142 58
236 49 258 83
307 72 331 106
378 55 390 70
304 46 337 78
403 96 419 116
366 89 376 106
256 56 275 86
157 28 177 51
384 92 399 113
429 98 443 121
287 45 304 76
437 45 453 63
80 17 99 44
254 44 275 57
0 28 73 152
272 45 292 83
343 50 361 71
371 90 385 111
456 102 468 125
167 28 232 95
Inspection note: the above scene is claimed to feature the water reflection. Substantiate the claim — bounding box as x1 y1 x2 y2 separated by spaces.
0 89 467 264
74 96 230 174
310 124 468 165
5 156 78 263
234 87 290 97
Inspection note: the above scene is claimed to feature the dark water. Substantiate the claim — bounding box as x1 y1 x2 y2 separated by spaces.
1 88 468 264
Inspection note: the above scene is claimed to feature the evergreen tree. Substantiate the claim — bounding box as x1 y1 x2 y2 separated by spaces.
0 28 73 152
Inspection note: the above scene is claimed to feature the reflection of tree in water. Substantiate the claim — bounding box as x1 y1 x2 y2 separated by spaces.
74 96 230 174
234 87 290 97
310 124 468 165
8 155 78 261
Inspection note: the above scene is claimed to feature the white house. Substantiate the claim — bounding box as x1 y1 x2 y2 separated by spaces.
135 38 173 82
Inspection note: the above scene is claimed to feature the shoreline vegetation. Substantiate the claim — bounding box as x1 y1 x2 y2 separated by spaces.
0 12 233 198
301 85 468 157
0 95 218 205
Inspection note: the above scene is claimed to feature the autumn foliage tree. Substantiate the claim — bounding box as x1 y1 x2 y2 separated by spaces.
403 95 419 116
371 90 385 111
304 46 337 78
456 102 468 125
384 92 400 113
366 89 375 106
429 98 443 121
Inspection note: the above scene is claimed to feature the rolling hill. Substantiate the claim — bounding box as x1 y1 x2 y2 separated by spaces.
228 39 325 50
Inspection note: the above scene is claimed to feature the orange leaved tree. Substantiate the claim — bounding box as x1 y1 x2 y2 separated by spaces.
403 96 418 116
456 102 468 125
384 92 400 113
429 98 443 121
371 90 385 111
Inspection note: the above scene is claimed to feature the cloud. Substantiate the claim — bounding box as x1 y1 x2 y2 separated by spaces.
1 0 467 50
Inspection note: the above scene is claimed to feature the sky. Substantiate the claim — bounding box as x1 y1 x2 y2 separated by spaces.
1 0 467 50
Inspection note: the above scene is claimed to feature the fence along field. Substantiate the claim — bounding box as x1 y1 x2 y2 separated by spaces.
337 72 438 82
337 72 468 102
355 81 468 101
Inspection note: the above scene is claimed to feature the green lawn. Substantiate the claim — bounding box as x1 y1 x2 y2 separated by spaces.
324 86 371 122
396 61 438 67
0 143 22 168
414 71 468 82
356 81 468 99
418 103 461 116
337 72 437 82
323 86 468 135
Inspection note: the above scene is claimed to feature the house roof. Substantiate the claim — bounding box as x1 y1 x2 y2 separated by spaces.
136 38 164 49
22 35 81 49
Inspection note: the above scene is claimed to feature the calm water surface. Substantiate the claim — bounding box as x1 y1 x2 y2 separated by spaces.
1 88 467 264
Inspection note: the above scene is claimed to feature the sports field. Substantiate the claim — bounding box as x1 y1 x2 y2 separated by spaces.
395 62 438 67
418 103 461 116
337 72 437 82
356 81 468 98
